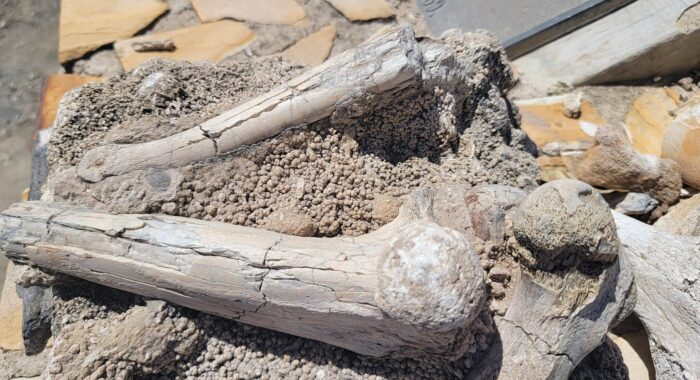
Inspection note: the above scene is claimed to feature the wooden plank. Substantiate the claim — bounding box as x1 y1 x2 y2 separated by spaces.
114 21 256 71
58 0 168 63
514 0 700 92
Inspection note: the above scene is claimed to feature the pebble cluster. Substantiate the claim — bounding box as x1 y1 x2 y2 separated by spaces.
166 87 537 237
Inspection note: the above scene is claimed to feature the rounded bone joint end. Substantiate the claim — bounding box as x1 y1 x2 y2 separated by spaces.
512 179 620 267
375 221 486 332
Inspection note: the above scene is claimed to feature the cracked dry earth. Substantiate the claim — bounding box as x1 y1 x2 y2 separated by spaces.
26 39 627 379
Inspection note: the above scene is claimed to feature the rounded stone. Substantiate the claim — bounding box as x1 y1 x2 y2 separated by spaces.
512 179 619 266
376 222 486 331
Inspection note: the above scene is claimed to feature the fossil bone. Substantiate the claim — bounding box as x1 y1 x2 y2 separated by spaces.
613 210 700 379
0 189 487 359
76 25 497 183
468 180 635 379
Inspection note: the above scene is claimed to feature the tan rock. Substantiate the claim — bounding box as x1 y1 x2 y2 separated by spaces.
325 0 394 21
281 25 336 67
59 0 168 63
114 21 255 71
515 95 602 149
0 262 24 351
662 96 700 189
191 0 306 25
655 193 700 235
624 87 681 156
576 125 682 205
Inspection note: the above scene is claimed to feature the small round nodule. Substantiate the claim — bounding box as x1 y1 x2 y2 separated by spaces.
376 222 486 332
513 179 620 266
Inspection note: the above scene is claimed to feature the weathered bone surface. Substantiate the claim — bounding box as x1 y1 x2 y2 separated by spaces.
76 25 486 183
613 211 700 379
1 180 646 378
468 180 635 379
0 190 487 359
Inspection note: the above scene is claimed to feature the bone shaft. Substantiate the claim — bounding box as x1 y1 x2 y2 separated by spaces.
76 26 423 183
612 211 700 378
0 201 452 358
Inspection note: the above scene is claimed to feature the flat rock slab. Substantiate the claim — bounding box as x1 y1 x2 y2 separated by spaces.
515 95 601 180
114 21 256 71
281 25 336 67
191 0 306 25
59 0 168 63
325 0 395 21
624 88 681 156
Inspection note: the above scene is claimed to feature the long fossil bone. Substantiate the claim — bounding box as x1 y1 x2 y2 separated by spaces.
0 190 487 359
76 25 497 183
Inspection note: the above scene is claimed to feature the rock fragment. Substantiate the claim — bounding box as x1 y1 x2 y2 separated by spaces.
325 0 395 21
280 25 336 67
58 0 168 62
662 95 700 189
191 0 306 25
613 192 659 216
623 87 681 156
0 262 23 351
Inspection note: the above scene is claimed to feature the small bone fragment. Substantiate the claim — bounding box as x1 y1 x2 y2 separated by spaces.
132 38 176 52
562 92 582 119
576 125 682 205
114 21 255 71
0 189 487 358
